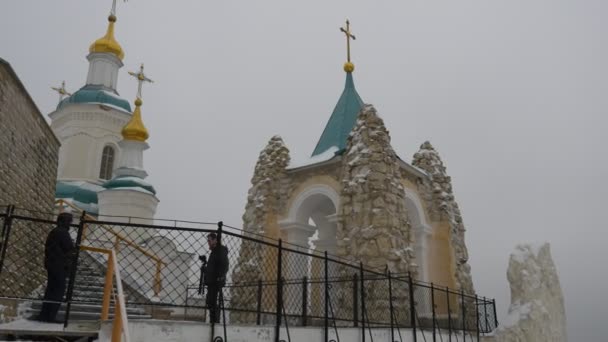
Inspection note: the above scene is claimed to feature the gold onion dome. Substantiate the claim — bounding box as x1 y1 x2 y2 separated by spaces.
122 98 149 141
89 15 125 60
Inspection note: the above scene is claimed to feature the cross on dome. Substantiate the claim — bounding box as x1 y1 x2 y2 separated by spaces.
340 19 356 73
128 64 154 101
110 0 128 17
51 81 71 105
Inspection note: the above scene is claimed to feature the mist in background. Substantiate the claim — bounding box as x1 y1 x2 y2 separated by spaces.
2 1 607 340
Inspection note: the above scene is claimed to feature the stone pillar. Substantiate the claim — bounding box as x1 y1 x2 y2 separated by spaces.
413 142 475 296
230 136 291 324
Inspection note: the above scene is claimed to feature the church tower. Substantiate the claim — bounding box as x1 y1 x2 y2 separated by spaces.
97 64 159 228
231 20 475 323
50 3 158 220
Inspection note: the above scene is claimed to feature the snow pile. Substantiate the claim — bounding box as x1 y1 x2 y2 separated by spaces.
494 243 567 342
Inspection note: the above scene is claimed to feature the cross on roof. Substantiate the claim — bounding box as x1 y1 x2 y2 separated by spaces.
51 81 71 105
340 19 356 63
128 64 153 100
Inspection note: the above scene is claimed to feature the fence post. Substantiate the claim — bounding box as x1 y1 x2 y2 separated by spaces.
483 297 490 333
492 298 498 329
256 279 263 325
301 276 308 326
324 251 329 342
388 269 395 342
461 290 466 341
275 239 283 342
359 262 365 342
447 287 452 342
63 211 87 328
353 273 358 327
408 272 417 342
431 283 436 342
0 205 15 277
475 295 480 340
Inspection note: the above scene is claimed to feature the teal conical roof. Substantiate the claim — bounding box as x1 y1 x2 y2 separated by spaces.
312 72 364 156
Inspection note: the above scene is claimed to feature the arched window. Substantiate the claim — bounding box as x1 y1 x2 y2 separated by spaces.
99 145 115 180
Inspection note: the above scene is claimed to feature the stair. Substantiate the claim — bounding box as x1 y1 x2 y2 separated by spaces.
26 253 152 321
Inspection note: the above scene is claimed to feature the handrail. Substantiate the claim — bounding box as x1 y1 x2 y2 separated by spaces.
57 199 166 295
80 246 131 342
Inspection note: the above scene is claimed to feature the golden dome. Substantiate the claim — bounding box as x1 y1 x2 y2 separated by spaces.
122 99 149 141
89 15 125 60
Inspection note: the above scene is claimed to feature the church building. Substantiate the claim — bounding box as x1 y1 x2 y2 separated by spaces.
49 7 158 224
231 20 475 321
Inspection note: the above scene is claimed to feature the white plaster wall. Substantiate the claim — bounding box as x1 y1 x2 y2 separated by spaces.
86 53 122 89
98 189 158 220
49 103 131 182
98 320 481 342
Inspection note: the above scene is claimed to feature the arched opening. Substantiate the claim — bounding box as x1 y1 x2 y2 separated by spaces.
280 184 339 319
99 145 115 180
403 190 431 282
404 190 433 316
282 185 339 253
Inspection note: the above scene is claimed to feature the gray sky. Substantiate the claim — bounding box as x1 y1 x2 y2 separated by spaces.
2 0 607 340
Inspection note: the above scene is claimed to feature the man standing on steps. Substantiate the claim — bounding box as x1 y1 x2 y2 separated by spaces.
37 212 75 323
204 232 229 324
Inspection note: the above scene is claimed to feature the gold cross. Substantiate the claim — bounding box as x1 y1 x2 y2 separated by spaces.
128 64 153 100
340 19 356 63
51 81 71 105
110 0 128 16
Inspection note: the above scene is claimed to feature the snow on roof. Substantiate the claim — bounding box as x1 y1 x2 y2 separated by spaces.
288 146 340 169
61 180 105 192
114 176 153 187
101 186 154 195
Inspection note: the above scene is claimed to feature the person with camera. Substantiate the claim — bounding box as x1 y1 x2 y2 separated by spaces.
203 232 229 323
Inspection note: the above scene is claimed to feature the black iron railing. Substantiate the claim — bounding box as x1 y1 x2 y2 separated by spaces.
0 205 498 342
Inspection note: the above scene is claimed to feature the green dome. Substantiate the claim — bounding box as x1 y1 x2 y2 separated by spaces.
103 176 156 195
58 85 131 112
55 182 99 204
56 182 80 199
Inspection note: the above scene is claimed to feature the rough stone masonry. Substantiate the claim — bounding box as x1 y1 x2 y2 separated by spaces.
0 58 60 321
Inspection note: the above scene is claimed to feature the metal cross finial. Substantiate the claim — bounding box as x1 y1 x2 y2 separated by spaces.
128 63 153 100
340 19 356 63
51 81 71 105
110 0 128 16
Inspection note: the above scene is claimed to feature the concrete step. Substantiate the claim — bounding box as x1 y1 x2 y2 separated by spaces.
25 308 151 321
29 302 147 315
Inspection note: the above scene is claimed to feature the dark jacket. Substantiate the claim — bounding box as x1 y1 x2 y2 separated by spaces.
204 245 229 286
44 225 75 271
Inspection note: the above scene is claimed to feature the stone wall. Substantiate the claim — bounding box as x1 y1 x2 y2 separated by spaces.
0 59 60 320
0 59 59 212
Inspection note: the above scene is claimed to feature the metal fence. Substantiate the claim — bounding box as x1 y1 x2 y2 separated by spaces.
0 205 498 342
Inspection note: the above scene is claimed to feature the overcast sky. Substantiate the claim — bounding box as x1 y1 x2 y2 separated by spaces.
2 0 607 340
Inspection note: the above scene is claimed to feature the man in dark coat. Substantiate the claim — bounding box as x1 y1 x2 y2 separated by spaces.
204 232 229 323
38 212 75 323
